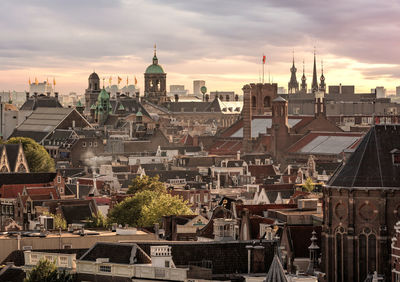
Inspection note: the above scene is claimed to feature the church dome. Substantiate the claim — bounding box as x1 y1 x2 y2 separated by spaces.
89 72 100 80
145 63 164 74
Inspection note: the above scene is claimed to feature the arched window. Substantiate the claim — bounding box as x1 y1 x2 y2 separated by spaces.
252 96 256 107
226 95 230 101
335 227 346 282
264 96 271 107
358 227 376 281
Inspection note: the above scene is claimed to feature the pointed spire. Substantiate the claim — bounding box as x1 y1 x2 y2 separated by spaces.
311 47 318 93
319 59 326 93
301 59 307 92
153 44 158 65
154 43 157 56
288 49 299 93
265 255 288 282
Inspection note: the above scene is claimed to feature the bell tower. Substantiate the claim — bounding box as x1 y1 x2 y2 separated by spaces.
144 45 168 105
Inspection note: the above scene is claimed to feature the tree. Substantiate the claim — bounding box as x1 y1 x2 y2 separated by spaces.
127 175 166 194
302 177 315 192
108 190 157 227
85 212 109 229
107 190 192 227
7 137 55 172
43 212 67 230
139 193 193 227
24 258 75 282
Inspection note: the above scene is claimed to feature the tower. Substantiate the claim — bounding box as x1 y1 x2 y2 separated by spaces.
288 52 299 94
96 87 111 125
242 85 252 153
144 45 168 105
270 96 289 161
85 72 101 112
319 61 326 93
311 49 319 93
301 60 307 93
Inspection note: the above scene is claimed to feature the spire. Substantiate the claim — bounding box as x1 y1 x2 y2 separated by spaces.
301 59 307 92
306 230 320 275
265 255 288 282
288 50 299 94
311 47 318 93
319 59 326 93
153 44 158 65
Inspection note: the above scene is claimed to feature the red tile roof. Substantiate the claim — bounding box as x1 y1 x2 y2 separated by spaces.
0 184 52 198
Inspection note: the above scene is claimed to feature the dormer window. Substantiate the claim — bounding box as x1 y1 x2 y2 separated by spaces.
391 149 400 166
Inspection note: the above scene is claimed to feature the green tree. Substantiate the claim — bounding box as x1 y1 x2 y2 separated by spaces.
43 212 67 230
139 193 193 227
107 190 192 227
85 212 109 228
108 190 157 227
24 258 75 282
302 177 315 192
7 137 55 172
127 175 166 194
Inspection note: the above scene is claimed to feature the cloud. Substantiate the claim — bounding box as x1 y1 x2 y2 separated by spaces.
0 0 399 94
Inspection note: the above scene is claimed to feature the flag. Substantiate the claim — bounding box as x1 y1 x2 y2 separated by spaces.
262 55 266 64
53 77 56 86
29 78 31 85
134 76 138 85
109 76 112 85
118 76 122 84
35 77 38 85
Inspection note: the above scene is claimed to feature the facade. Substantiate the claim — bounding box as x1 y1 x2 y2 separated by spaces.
144 47 168 105
84 72 101 112
322 124 400 281
193 80 206 96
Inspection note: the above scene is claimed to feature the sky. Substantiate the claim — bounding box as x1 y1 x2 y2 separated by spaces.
0 0 399 96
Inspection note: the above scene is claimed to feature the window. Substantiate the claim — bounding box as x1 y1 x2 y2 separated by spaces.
63 244 72 249
335 227 346 282
264 96 271 107
94 142 98 147
57 176 61 183
165 261 170 268
99 265 111 273
59 256 68 267
252 96 256 107
391 149 400 166
358 228 376 281
30 254 39 264
89 142 92 147
82 142 86 148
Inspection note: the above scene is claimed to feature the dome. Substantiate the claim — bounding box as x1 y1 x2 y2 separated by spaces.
145 63 164 74
98 88 109 101
89 72 100 80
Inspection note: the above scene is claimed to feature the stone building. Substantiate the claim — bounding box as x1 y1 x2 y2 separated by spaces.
84 72 101 112
322 124 400 281
144 46 168 105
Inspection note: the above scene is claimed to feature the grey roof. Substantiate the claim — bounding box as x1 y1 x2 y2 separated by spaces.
299 135 360 155
272 96 287 102
20 96 63 111
231 118 301 138
265 255 288 282
328 125 400 188
0 173 56 186
79 242 151 264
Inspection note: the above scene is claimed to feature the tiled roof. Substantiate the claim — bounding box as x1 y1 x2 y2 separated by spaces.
0 172 56 186
79 242 151 264
286 131 363 155
328 125 400 188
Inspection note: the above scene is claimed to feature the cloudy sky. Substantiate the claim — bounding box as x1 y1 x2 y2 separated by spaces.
0 0 399 95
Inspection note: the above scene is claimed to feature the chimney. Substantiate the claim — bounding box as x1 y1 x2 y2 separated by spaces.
55 92 59 99
236 151 241 160
174 94 179 102
205 94 209 102
34 92 38 98
26 92 29 101
46 92 51 97
76 181 79 199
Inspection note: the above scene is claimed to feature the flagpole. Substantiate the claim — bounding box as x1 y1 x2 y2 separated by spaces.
262 54 265 84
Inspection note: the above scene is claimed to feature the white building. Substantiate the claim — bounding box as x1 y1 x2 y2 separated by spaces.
193 80 206 96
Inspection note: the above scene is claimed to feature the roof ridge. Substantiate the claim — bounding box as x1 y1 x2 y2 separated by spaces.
350 127 373 187
373 126 384 186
